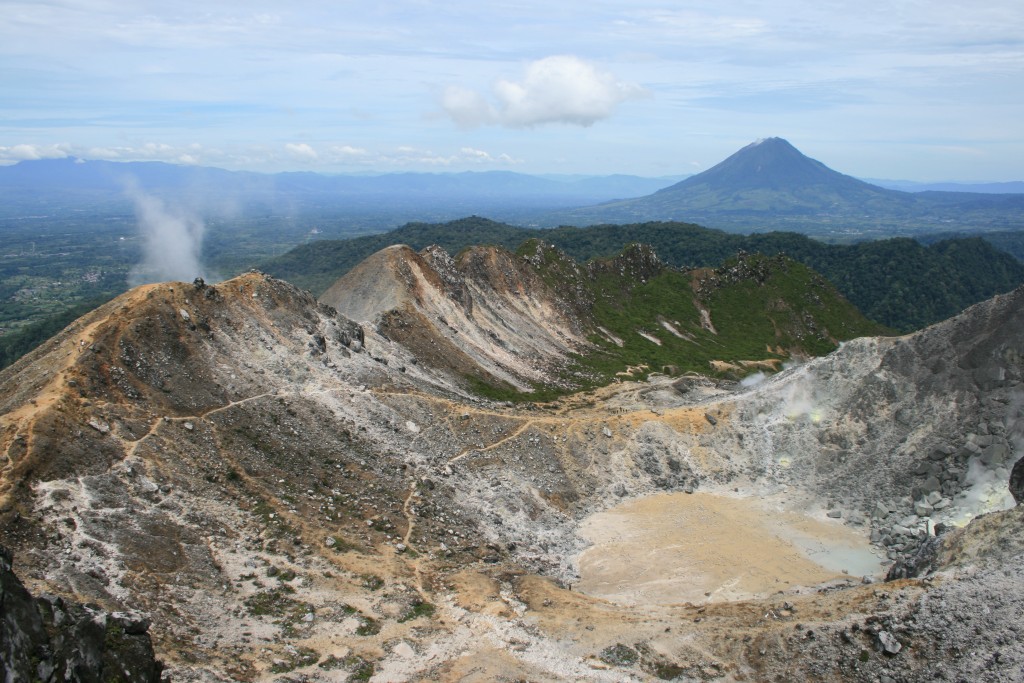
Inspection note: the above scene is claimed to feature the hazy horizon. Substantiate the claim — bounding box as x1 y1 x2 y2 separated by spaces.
2 1 1022 182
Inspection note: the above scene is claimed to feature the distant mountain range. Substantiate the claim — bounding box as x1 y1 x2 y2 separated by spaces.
549 138 1024 236
0 158 681 223
868 179 1024 194
1 141 1021 237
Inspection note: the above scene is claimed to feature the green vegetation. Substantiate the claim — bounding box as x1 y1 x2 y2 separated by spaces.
465 375 566 404
359 574 385 591
261 217 1024 333
349 658 375 681
398 600 436 623
598 641 694 679
920 229 1024 263
456 243 886 401
558 247 883 389
327 536 361 553
243 586 303 617
600 643 640 666
243 586 318 640
317 653 375 679
354 616 381 636
0 296 110 368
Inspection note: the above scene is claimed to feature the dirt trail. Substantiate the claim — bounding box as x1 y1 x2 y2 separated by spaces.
0 315 111 428
446 419 537 466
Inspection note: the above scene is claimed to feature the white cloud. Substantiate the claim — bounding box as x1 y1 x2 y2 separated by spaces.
285 142 318 160
0 143 70 162
383 145 522 167
85 146 126 160
459 147 493 162
0 139 525 171
329 145 368 157
441 86 497 128
139 142 174 156
442 55 647 129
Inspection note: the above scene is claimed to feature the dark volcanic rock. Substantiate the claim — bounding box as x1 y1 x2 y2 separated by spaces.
1011 456 1024 505
0 545 163 683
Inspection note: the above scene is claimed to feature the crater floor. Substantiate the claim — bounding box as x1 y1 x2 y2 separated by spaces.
577 491 882 606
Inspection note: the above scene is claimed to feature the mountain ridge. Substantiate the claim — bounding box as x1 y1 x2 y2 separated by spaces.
3 151 1023 236
316 241 884 396
0 158 679 212
261 216 1024 333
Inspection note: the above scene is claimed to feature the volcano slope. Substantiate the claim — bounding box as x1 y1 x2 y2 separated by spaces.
0 252 1021 681
320 241 885 397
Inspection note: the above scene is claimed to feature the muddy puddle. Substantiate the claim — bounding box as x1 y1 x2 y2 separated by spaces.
576 491 882 605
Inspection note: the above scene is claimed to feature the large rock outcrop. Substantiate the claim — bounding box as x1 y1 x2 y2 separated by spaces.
320 244 590 391
0 546 162 683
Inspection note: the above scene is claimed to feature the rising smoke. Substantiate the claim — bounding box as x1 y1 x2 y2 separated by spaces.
126 186 213 287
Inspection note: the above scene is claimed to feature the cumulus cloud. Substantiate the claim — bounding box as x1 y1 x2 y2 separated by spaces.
442 55 647 129
451 147 521 165
0 144 70 163
442 86 497 128
285 142 318 160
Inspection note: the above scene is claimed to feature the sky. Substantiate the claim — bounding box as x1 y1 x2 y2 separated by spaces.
1 0 1022 181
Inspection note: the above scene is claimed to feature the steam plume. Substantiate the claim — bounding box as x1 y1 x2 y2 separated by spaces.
126 187 212 287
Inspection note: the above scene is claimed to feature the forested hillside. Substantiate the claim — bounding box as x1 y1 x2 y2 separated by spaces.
262 217 1024 333
919 229 1024 263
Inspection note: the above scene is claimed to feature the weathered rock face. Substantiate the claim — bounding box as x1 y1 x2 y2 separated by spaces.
682 284 1024 557
319 243 590 391
1011 456 1024 504
0 546 162 683
0 267 1021 682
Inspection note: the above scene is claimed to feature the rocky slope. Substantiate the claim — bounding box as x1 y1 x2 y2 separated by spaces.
0 264 1020 681
320 244 589 392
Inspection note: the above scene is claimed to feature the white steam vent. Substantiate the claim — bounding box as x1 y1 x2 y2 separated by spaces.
126 184 212 286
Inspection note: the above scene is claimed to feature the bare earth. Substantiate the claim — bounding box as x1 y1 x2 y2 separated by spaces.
577 491 881 605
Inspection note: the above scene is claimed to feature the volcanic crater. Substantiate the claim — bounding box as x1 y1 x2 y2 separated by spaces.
1 244 1023 682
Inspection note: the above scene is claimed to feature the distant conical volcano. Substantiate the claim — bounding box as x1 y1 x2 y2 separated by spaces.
665 137 878 193
555 137 926 231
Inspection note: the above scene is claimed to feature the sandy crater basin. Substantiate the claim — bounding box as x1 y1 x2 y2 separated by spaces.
577 491 882 605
